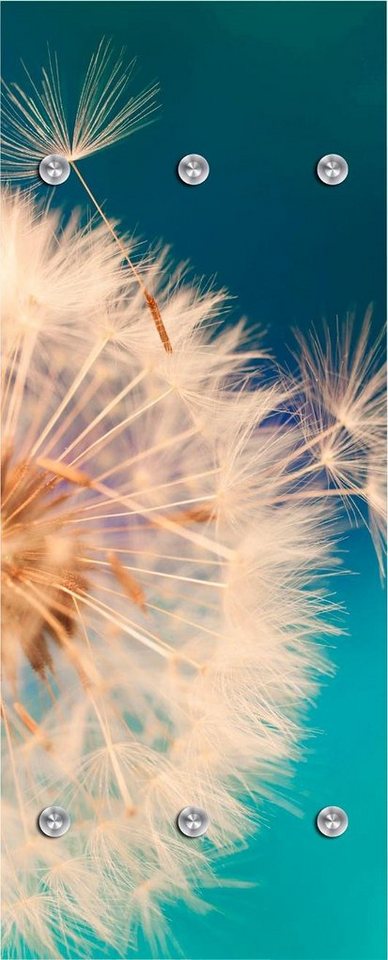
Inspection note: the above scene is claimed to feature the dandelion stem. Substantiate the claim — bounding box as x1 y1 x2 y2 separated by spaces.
31 338 108 457
91 478 232 560
72 493 215 520
71 161 173 353
274 486 366 501
56 369 147 462
41 369 110 459
4 331 35 440
1 332 22 419
78 467 220 514
86 546 223 566
95 426 198 483
69 386 175 467
78 555 225 589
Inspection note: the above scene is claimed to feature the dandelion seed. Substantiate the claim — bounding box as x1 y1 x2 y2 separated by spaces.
1 41 172 352
288 314 387 536
1 39 159 179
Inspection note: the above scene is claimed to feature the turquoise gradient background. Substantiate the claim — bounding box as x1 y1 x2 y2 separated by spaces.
2 3 386 959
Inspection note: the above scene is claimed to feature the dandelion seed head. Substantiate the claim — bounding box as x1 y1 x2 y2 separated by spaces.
1 40 159 181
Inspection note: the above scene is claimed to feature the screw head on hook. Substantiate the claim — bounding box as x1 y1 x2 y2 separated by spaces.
38 806 71 837
316 806 348 837
316 154 348 186
177 154 210 186
39 154 71 186
177 805 209 837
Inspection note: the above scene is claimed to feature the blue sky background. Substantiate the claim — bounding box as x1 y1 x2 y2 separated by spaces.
2 3 386 958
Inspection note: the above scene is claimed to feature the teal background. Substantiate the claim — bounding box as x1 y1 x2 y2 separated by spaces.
2 3 386 959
